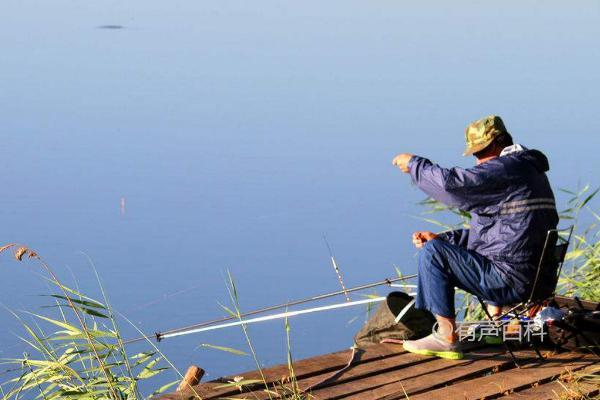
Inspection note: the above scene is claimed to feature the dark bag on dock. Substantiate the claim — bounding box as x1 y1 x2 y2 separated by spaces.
354 292 435 347
546 297 600 352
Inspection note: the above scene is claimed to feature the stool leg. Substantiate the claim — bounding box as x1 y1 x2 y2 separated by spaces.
477 297 520 368
532 343 544 362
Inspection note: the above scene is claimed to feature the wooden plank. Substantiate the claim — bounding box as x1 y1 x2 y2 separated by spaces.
502 364 600 400
227 343 492 400
160 343 405 400
501 380 599 399
408 352 598 400
338 348 528 400
554 296 600 311
242 349 447 400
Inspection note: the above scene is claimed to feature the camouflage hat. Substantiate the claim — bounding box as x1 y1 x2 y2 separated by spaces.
463 115 509 156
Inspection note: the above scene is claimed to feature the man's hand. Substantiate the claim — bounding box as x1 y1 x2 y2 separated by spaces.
412 231 438 248
392 153 414 173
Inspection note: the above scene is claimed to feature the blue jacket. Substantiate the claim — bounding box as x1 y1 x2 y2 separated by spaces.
408 147 559 295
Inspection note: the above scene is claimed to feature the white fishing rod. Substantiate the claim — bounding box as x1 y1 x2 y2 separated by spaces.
161 297 387 340
160 292 418 340
123 274 417 344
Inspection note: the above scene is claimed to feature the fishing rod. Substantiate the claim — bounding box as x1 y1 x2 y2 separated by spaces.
323 235 350 301
123 274 416 344
160 296 389 340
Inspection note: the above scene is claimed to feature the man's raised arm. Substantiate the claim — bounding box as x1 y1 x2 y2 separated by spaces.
394 153 508 212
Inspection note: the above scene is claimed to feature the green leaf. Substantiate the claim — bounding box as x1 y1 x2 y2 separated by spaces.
558 188 577 195
217 302 238 318
152 380 179 395
76 306 109 319
414 216 454 230
137 366 167 379
136 356 167 379
197 343 248 356
40 305 109 319
130 351 156 367
42 278 104 307
579 187 599 210
42 295 106 309
24 312 81 334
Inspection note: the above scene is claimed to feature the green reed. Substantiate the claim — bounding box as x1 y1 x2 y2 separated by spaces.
0 245 177 400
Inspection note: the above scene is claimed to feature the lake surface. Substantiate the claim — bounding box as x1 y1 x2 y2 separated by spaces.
1 0 599 388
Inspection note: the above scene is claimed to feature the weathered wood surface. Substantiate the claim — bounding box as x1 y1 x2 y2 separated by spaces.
409 352 597 400
160 343 406 399
554 295 600 311
159 344 599 400
500 365 600 399
159 296 600 399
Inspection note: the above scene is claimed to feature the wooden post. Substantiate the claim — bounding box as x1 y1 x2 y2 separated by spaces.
176 365 205 392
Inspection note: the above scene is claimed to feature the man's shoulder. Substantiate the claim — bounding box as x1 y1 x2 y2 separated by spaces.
464 158 508 177
498 148 550 176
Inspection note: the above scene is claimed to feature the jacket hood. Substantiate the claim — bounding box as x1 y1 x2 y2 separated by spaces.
513 149 550 173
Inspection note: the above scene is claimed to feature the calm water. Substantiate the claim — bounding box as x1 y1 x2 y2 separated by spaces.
1 0 599 386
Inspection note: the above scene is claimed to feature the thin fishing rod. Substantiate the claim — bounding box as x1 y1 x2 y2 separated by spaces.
123 274 416 344
323 235 350 301
161 296 388 340
156 292 418 341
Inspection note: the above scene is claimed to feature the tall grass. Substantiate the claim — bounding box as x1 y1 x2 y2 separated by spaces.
218 271 308 400
0 245 178 400
556 185 600 301
0 247 309 399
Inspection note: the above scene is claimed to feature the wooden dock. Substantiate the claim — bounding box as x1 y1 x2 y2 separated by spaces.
160 296 599 399
159 342 599 399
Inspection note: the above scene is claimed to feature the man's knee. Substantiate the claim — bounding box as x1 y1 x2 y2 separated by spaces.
424 238 446 251
419 239 447 260
418 239 447 271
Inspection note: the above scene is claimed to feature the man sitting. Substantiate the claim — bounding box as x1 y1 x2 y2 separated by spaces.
392 115 558 360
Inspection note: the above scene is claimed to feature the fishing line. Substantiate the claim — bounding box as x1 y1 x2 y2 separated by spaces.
123 274 416 344
124 282 207 313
